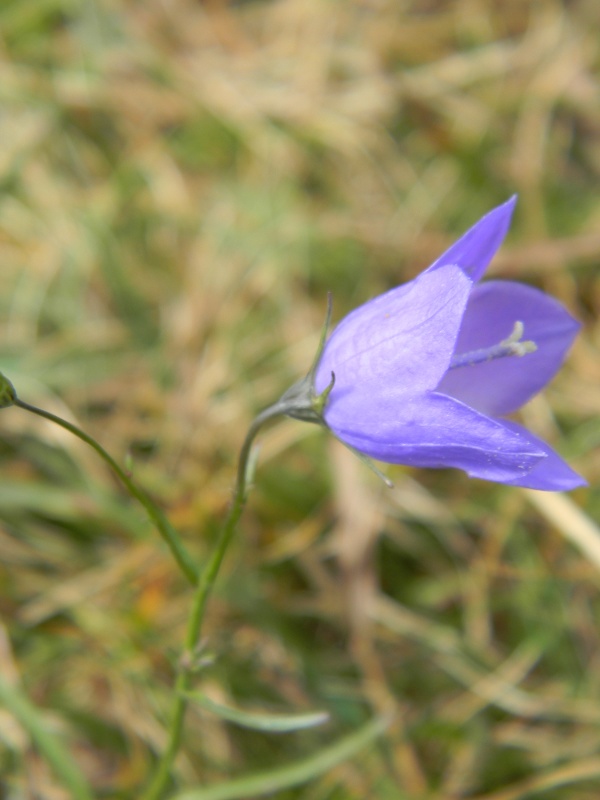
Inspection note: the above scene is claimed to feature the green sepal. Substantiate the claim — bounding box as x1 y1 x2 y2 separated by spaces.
0 373 17 409
277 294 334 425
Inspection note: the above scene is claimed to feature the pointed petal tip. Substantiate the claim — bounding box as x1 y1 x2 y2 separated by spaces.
428 196 518 283
483 194 518 227
511 471 588 492
497 195 518 223
498 421 586 491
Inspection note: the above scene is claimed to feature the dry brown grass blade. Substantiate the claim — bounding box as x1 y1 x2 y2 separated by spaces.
523 490 600 572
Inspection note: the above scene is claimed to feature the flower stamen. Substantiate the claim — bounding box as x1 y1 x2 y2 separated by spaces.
450 321 537 370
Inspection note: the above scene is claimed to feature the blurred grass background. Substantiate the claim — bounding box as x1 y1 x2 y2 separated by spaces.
0 0 599 797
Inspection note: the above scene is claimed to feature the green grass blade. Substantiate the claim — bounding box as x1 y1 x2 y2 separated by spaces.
169 714 391 800
0 673 94 800
183 692 329 732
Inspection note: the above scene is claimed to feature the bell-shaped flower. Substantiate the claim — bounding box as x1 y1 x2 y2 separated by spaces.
306 198 584 491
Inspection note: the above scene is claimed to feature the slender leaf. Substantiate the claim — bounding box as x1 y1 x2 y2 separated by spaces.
0 673 94 800
184 692 329 733
169 715 391 800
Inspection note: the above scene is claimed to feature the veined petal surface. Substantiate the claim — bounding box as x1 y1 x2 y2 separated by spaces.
325 391 546 484
315 264 471 400
427 196 516 282
437 281 581 417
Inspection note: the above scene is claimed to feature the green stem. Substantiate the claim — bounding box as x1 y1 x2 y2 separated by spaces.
141 403 285 800
14 399 199 586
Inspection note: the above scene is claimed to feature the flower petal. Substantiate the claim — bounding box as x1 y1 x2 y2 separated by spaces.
436 281 581 417
499 421 586 490
427 197 516 282
315 264 471 400
324 391 546 484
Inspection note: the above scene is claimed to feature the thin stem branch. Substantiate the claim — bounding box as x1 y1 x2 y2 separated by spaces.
141 403 284 800
14 399 199 586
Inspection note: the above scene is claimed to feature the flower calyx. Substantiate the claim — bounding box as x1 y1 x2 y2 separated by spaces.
277 294 335 425
0 372 17 409
276 296 393 488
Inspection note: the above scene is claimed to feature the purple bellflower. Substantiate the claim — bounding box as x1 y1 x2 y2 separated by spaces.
281 198 585 491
